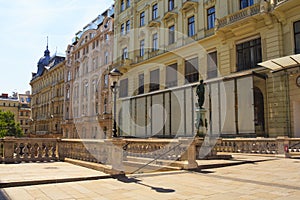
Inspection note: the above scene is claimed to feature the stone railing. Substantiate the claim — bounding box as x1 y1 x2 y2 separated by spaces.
217 3 261 29
58 139 108 164
0 137 58 163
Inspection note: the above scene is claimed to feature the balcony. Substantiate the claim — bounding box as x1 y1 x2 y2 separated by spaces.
216 3 261 29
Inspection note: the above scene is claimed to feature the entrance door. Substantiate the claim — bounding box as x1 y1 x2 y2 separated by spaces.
294 102 300 137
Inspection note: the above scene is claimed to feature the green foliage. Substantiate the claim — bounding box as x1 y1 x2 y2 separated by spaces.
0 110 23 138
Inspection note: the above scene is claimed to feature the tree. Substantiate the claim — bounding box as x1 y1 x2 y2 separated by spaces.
0 110 23 138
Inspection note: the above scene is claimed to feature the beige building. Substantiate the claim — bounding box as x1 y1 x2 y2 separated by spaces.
30 45 65 138
18 91 31 136
0 93 20 122
62 6 115 139
112 0 300 138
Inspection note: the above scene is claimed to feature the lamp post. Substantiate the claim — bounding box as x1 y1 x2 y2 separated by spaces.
109 68 122 137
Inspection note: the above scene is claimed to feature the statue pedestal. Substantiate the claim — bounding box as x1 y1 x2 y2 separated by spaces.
195 108 207 137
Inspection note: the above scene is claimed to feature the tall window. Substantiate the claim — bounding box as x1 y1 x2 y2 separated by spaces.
150 69 160 92
104 74 109 88
188 16 195 37
168 0 174 11
294 21 300 54
126 20 130 34
152 33 158 51
169 25 175 45
152 3 158 20
126 0 130 8
138 74 144 95
185 57 199 84
207 7 215 30
140 11 145 26
236 38 262 71
122 47 128 60
119 79 128 98
121 0 125 12
207 51 218 79
105 51 109 65
140 40 145 57
166 63 178 88
240 0 254 9
121 23 125 35
121 0 125 11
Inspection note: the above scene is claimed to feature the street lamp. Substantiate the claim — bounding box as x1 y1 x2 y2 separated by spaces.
109 68 122 137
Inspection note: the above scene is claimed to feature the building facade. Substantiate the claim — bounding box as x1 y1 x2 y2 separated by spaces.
62 6 115 139
18 91 31 136
112 0 300 138
30 46 65 138
0 93 20 123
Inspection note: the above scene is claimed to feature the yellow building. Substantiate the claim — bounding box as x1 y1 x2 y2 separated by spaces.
62 6 115 139
30 45 65 138
112 0 300 138
0 93 20 122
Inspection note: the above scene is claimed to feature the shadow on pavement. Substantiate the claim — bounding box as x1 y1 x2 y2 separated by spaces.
114 175 175 193
0 190 9 200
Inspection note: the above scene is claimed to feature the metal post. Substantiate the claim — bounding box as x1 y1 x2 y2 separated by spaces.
112 81 118 137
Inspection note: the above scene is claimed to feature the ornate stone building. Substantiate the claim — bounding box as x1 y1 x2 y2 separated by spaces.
30 45 65 138
0 93 20 122
62 6 115 139
112 0 300 138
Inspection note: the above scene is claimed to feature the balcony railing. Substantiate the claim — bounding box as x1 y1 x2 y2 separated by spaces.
217 3 261 29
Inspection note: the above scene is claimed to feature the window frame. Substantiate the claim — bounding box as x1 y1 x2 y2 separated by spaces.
150 69 160 92
185 57 199 84
294 20 300 54
140 11 145 27
152 33 158 51
169 25 175 45
152 3 158 20
207 6 215 30
119 78 129 98
188 16 195 37
166 63 178 88
207 51 218 79
140 39 145 57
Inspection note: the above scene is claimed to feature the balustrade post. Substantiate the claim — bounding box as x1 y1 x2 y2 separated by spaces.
179 138 198 169
276 136 290 158
105 139 125 175
3 137 16 164
57 138 65 161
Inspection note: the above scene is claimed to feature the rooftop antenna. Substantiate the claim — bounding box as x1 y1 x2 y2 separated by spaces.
46 36 49 49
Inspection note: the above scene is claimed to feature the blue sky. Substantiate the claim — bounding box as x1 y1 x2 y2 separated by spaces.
0 0 113 95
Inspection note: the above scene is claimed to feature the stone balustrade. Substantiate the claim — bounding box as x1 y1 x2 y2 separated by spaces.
217 3 261 29
0 137 58 163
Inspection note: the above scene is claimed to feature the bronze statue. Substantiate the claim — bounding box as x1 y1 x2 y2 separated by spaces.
196 80 205 109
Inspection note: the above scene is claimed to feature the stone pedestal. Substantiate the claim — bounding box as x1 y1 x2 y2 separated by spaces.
3 137 16 164
105 139 125 175
195 108 207 137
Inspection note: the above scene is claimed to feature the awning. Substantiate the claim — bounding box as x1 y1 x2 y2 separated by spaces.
258 54 300 72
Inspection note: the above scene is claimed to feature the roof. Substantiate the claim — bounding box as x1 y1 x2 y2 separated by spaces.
258 54 300 72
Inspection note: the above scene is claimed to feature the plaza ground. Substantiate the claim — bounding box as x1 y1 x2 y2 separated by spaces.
0 154 299 200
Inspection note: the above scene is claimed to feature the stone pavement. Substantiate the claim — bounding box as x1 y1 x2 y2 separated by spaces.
1 154 300 199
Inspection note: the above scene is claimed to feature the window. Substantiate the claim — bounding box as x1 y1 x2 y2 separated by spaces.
121 23 125 35
138 74 144 95
185 57 199 84
67 71 71 81
119 79 128 98
105 51 109 65
140 11 145 26
294 21 300 54
121 0 125 11
168 0 174 11
126 0 130 8
236 38 262 71
104 74 109 88
66 88 70 99
122 47 128 59
150 69 160 92
152 33 158 51
207 7 215 30
105 34 109 41
188 16 195 37
169 25 175 45
126 20 130 34
152 3 158 19
166 63 178 88
207 51 218 79
240 0 254 9
140 40 145 57
104 98 108 113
